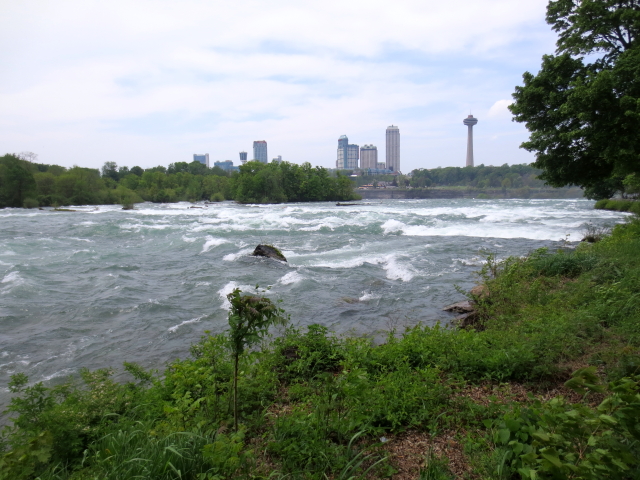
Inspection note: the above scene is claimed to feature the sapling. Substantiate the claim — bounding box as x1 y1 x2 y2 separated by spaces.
227 288 287 431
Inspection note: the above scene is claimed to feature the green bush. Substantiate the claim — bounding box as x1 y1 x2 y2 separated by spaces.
492 368 640 479
22 198 39 209
594 199 608 209
210 192 224 202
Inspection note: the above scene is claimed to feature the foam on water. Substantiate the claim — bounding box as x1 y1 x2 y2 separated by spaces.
359 292 381 302
201 236 227 254
223 248 253 261
169 315 206 333
278 271 304 285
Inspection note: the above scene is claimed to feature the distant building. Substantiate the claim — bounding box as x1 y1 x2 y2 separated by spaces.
239 151 248 164
463 115 479 167
347 144 359 169
364 168 393 176
336 135 349 169
360 145 378 170
214 160 240 172
272 155 282 163
377 162 387 170
193 154 210 168
385 125 400 172
253 141 268 163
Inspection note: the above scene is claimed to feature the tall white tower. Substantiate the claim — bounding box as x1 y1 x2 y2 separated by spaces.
386 125 400 172
463 115 478 167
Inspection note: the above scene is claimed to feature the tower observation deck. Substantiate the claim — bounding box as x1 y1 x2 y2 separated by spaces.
463 115 478 167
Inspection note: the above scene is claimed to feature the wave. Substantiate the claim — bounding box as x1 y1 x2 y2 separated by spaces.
278 271 304 285
359 291 381 302
380 218 586 241
200 236 227 254
310 253 416 282
168 315 206 333
223 248 253 261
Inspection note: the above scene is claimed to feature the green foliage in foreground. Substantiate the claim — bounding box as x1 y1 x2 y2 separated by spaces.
3 218 640 479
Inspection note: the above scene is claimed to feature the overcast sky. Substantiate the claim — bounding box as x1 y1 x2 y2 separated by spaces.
0 0 557 172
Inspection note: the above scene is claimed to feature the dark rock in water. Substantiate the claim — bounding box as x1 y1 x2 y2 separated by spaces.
443 300 475 313
253 244 287 262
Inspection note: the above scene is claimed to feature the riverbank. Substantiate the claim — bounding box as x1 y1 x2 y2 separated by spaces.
357 186 584 200
3 215 639 479
595 198 640 214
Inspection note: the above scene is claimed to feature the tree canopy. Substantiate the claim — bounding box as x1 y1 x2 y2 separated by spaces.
510 0 640 199
0 156 358 208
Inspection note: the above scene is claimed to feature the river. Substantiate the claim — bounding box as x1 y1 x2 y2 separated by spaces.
0 198 629 409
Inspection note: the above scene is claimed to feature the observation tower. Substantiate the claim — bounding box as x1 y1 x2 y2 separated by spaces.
463 114 478 167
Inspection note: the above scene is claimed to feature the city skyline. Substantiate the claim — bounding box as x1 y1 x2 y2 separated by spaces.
0 1 555 172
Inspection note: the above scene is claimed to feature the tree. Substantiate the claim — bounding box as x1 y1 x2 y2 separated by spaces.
0 155 37 208
509 0 640 199
17 151 38 163
101 162 119 181
226 289 287 431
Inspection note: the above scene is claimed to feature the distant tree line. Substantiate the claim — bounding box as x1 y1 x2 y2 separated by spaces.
0 154 358 208
408 164 546 189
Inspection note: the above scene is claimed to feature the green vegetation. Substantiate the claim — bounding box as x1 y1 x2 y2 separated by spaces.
2 215 640 479
409 164 544 190
0 155 358 208
509 0 640 200
595 199 640 214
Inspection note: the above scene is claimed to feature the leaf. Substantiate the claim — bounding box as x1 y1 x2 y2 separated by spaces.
587 435 597 447
520 452 538 463
532 431 550 443
541 452 563 469
499 428 511 444
598 414 618 425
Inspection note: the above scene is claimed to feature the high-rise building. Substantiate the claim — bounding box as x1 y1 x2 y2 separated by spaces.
386 125 400 172
214 160 240 172
272 155 282 163
253 141 268 163
463 115 478 167
193 154 209 168
239 151 248 164
336 135 349 169
347 144 359 169
360 145 378 170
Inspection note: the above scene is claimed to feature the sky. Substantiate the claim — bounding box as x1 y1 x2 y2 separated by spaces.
0 0 558 172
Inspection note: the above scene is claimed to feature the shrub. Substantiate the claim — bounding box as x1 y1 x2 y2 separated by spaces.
492 368 640 479
22 198 39 209
210 192 224 202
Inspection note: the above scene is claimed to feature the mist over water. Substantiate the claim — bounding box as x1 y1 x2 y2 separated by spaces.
0 199 629 408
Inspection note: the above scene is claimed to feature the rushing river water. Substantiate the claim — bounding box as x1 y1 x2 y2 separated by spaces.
0 198 629 408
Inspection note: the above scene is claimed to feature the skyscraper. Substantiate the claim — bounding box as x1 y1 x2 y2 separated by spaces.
193 154 209 168
336 135 349 169
386 125 400 172
347 144 359 169
463 115 478 167
360 145 378 170
239 151 248 164
253 141 268 163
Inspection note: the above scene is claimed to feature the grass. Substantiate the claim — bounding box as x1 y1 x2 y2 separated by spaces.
2 217 640 479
